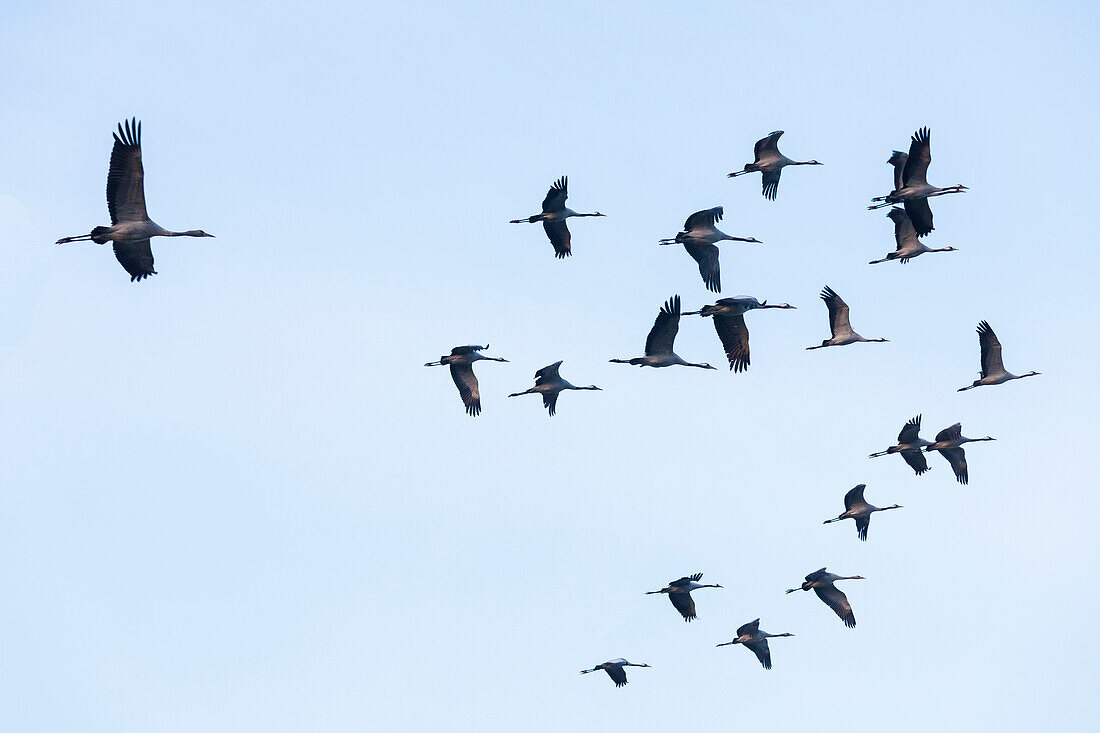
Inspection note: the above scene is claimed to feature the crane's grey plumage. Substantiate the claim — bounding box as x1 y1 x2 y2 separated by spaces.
924 423 996 485
786 568 863 628
869 414 932 476
870 207 958 264
684 297 795 372
424 345 508 416
580 658 651 687
716 618 794 670
610 296 716 370
822 484 902 541
806 286 888 349
56 118 214 281
958 321 1040 391
657 207 760 293
646 572 722 622
869 127 968 236
509 176 604 258
508 361 601 416
726 130 822 200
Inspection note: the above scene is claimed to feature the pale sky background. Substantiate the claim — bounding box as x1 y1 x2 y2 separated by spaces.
1 1 1098 731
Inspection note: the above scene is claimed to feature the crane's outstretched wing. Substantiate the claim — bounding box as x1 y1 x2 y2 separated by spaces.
888 207 919 253
744 639 772 669
904 197 934 237
541 176 568 213
855 516 870 541
451 345 487 355
843 484 867 511
902 127 932 186
713 313 750 372
684 243 721 293
761 169 781 200
668 591 697 622
754 130 783 161
898 415 922 444
534 361 563 385
644 295 681 356
542 220 571 258
542 391 559 417
449 363 481 416
736 618 760 637
113 240 156 281
935 423 963 443
820 286 852 338
106 118 147 224
814 584 856 627
604 665 628 687
940 446 968 485
889 151 908 192
683 207 723 232
901 449 930 476
976 321 1004 377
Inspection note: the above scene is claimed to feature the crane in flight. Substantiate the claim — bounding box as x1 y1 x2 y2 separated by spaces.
957 321 1040 391
610 295 716 370
869 415 932 476
508 361 601 416
580 659 650 688
424 345 508 416
786 568 863 628
684 296 795 372
646 572 722 622
869 127 967 236
716 619 794 670
869 207 957 264
509 176 604 258
727 130 822 200
658 207 760 293
806 286 889 349
823 484 902 541
56 118 214 281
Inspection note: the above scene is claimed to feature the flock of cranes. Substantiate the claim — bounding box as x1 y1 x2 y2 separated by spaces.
52 119 1037 688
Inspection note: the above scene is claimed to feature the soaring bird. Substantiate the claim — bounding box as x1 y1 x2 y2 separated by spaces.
869 415 932 476
508 361 601 416
958 321 1040 391
924 423 996 485
610 295 716 370
56 118 214 281
509 176 604 258
869 127 967 236
727 130 822 200
823 484 902 541
806 286 888 349
716 618 794 670
869 207 958 264
658 207 760 293
424 345 508 416
580 659 650 688
684 296 796 372
646 572 722 622
786 568 863 628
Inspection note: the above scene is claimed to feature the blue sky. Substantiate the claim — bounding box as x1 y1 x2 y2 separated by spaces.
1 1 1097 730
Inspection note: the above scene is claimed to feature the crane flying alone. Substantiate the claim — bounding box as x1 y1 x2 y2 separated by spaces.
869 414 932 476
869 207 958 264
869 127 967 236
508 361 601 416
823 484 902 541
509 176 604 258
424 345 508 416
786 568 863 628
806 286 889 349
610 295 716 370
646 572 722 622
658 207 760 293
56 118 214 281
684 296 795 372
716 618 794 670
726 130 822 200
957 321 1040 391
580 659 650 688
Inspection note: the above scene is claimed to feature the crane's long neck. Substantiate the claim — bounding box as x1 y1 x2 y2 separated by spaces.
875 504 903 512
764 632 794 638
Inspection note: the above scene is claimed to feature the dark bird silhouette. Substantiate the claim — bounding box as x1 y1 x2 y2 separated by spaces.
509 176 604 258
56 118 214 281
424 345 508 416
646 572 722 622
716 618 794 670
658 207 760 293
684 296 795 372
869 207 957 264
869 415 932 476
924 423 996 484
508 361 601 416
580 659 650 688
727 130 822 200
869 127 967 236
610 295 716 369
786 568 863 628
958 321 1040 391
806 286 888 349
823 484 902 541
